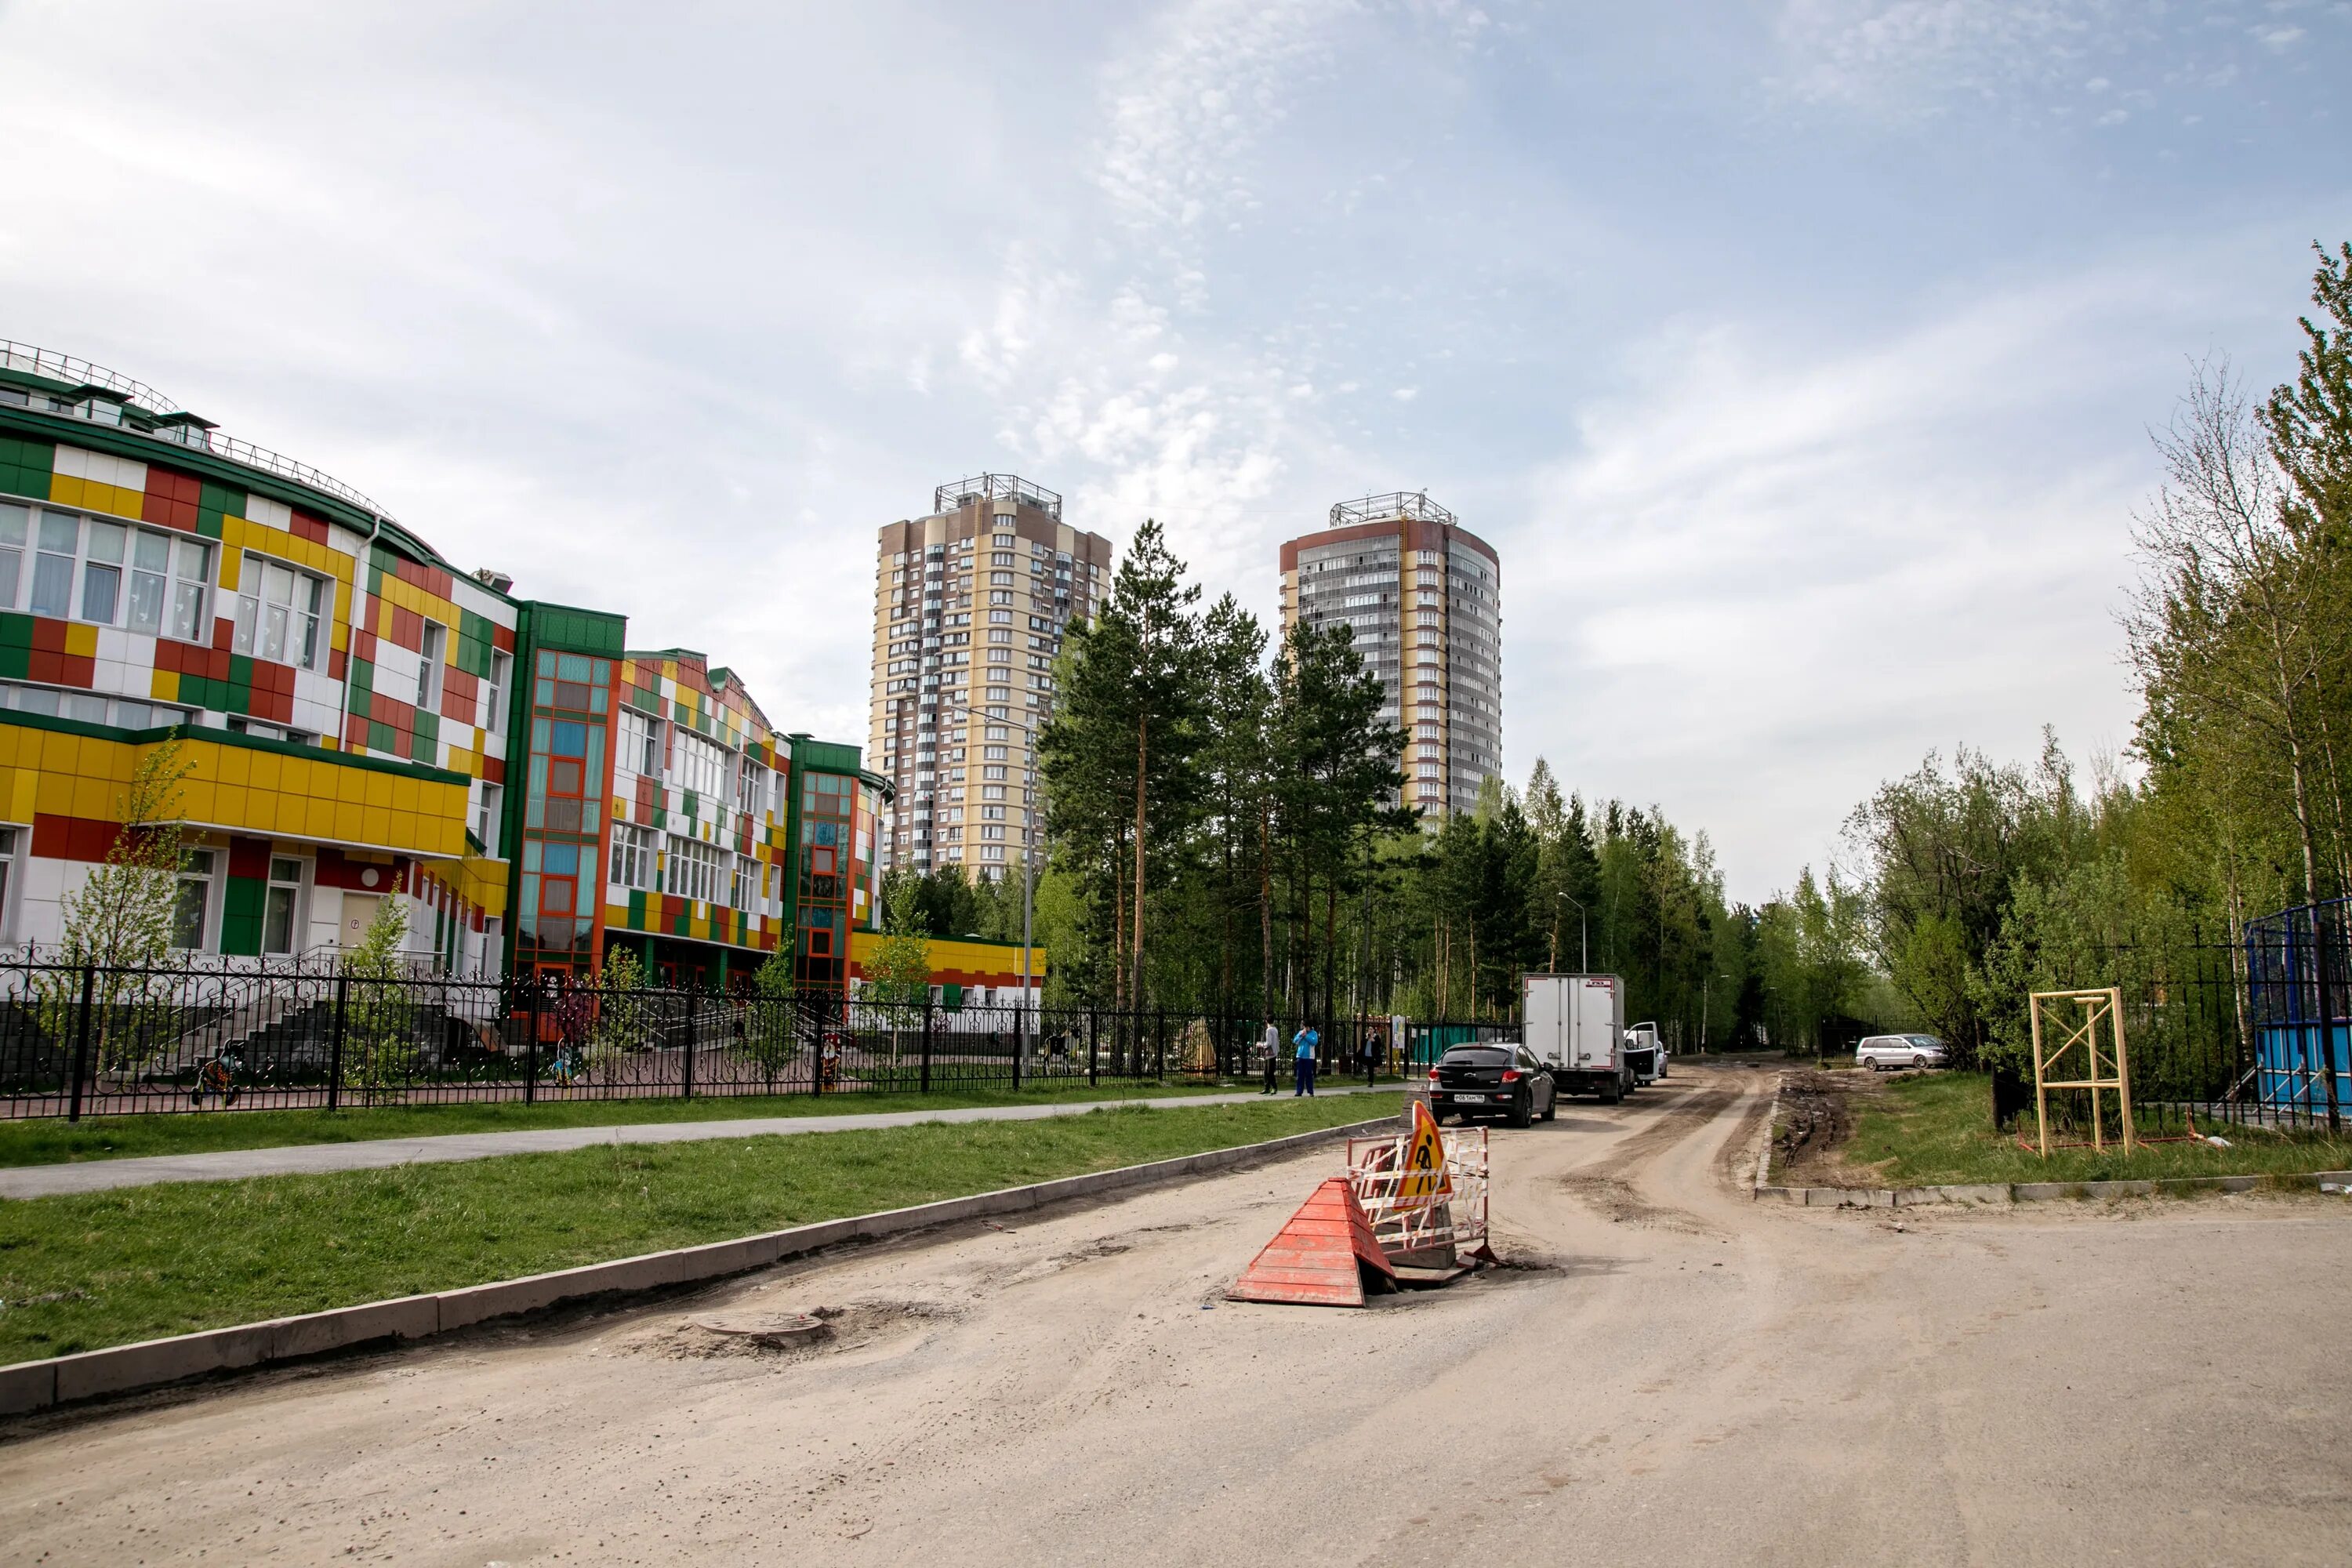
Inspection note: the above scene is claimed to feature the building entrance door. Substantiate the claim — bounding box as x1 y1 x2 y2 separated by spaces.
340 895 381 949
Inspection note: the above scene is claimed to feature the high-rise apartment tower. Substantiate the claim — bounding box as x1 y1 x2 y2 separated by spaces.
1279 492 1502 817
869 475 1113 880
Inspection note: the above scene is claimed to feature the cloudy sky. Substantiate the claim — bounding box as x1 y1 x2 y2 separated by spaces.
2 0 2343 899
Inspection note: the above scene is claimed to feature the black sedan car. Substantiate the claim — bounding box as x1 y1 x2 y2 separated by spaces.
1428 1043 1556 1127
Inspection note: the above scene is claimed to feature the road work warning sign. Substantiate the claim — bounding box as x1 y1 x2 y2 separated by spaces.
1398 1098 1453 1203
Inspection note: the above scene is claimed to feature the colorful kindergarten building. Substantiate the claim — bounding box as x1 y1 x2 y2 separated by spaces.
0 343 899 993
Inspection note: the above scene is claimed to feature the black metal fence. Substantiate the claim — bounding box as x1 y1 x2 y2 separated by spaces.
0 961 1509 1120
1987 935 2350 1137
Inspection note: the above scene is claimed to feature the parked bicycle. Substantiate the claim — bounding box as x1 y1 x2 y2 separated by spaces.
190 1045 244 1109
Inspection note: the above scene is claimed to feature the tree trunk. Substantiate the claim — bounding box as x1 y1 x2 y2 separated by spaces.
1258 798 1275 1025
1112 830 1127 1014
1322 869 1340 1034
1131 715 1149 1012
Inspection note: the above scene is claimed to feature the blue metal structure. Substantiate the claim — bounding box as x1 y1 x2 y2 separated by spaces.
2245 898 2350 1116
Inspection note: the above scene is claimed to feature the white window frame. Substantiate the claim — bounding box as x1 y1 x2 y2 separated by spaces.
485 649 510 736
416 619 446 710
474 782 503 858
610 822 656 891
173 848 216 951
663 834 722 903
0 503 213 641
261 855 306 956
233 550 328 668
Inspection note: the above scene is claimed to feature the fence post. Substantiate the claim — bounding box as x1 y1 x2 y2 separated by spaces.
681 993 697 1101
523 978 540 1105
920 998 934 1094
65 963 95 1123
1012 1001 1024 1093
327 973 348 1112
2315 913 2342 1135
1087 1007 1098 1087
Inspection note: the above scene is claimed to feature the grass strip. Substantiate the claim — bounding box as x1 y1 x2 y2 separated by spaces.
0 1092 1398 1365
1836 1072 2352 1186
0 1079 1287 1168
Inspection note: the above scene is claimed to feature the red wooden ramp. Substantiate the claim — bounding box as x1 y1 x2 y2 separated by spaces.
1225 1178 1399 1307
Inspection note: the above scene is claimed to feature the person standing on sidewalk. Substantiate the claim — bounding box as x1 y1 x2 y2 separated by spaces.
1261 1021 1282 1094
1293 1023 1319 1097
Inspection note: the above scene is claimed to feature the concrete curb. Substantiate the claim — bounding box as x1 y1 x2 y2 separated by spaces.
1751 1067 2352 1209
1755 1170 2352 1208
1750 1079 1782 1196
0 1112 1398 1419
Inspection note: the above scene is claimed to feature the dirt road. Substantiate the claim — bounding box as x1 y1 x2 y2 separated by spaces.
5 1061 2347 1566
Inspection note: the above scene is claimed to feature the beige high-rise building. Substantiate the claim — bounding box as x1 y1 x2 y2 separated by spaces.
869 475 1114 881
1279 492 1503 818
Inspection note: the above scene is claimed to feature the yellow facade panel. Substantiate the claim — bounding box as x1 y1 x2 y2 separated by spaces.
62 623 97 659
390 775 418 812
363 772 393 809
333 801 363 841
178 781 216 822
304 799 336 837
248 752 281 793
215 785 247 825
68 775 111 820
150 670 180 702
220 546 243 593
216 747 251 787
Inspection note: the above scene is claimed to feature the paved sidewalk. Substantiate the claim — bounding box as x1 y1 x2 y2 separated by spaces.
0 1085 1399 1200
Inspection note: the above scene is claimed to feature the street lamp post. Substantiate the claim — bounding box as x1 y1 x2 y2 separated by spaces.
1555 891 1588 975
1700 972 1731 1054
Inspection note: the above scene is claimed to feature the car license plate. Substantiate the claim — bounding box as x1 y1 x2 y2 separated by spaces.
1455 1093 1489 1103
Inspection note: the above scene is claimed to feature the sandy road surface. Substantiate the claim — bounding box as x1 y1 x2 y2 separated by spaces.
5 1061 2347 1566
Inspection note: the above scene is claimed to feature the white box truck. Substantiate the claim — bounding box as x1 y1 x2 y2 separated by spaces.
1523 973 1634 1103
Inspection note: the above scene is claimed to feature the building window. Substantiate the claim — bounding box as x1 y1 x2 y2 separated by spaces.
729 855 753 911
234 554 328 668
30 511 75 617
735 758 765 815
673 731 728 800
80 520 125 622
417 620 445 710
485 650 510 736
475 782 503 857
173 848 215 949
0 508 207 635
664 835 722 903
262 856 303 955
611 823 655 890
619 707 661 777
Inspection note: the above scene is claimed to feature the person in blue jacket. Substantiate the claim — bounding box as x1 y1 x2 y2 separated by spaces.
1293 1024 1319 1097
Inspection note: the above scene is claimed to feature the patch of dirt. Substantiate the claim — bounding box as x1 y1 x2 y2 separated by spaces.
1773 1069 1885 1184
607 1298 958 1363
1558 1172 1720 1234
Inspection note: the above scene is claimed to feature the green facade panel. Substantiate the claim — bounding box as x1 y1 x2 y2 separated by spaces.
0 435 53 503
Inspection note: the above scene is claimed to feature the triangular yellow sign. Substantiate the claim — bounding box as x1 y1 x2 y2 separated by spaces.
1398 1098 1453 1203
